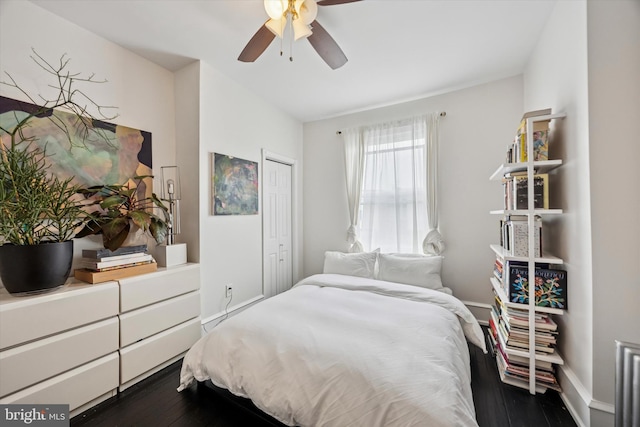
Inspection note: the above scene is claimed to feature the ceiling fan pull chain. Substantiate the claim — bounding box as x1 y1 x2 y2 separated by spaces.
289 16 294 62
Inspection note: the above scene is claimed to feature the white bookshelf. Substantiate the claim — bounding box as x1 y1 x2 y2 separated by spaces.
489 111 566 394
489 159 563 181
490 244 563 265
490 209 563 216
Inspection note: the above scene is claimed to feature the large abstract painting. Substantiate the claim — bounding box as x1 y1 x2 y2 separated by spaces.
0 95 153 200
212 153 259 215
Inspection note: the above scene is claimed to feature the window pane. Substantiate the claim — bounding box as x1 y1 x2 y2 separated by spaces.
359 134 427 253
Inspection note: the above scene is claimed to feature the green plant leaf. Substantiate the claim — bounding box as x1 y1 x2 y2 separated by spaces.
100 195 126 209
149 217 168 244
101 217 130 251
129 210 152 230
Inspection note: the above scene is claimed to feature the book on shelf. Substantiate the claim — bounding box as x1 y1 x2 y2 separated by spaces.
500 217 542 258
502 174 549 210
495 317 556 354
492 302 560 369
514 174 549 210
497 259 551 295
496 346 557 381
508 265 567 309
496 349 561 392
532 129 549 161
82 251 150 263
78 254 154 271
503 308 558 332
74 261 158 284
83 259 155 273
512 109 552 163
504 351 554 372
506 325 557 346
82 244 148 259
494 257 504 281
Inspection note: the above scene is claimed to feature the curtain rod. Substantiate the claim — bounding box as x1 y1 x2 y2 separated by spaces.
335 111 446 135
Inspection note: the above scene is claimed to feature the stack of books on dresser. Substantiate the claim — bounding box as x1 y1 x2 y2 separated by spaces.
489 293 561 392
74 244 157 284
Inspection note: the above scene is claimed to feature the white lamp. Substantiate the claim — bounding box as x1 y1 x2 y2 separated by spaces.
292 18 312 40
161 166 181 245
266 16 287 38
156 166 187 267
264 0 287 20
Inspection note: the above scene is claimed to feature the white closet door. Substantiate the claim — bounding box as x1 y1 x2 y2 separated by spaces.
263 160 293 298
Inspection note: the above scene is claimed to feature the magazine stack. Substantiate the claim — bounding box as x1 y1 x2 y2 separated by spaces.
74 244 157 283
489 293 561 392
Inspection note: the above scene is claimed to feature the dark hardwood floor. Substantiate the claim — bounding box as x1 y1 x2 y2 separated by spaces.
72 328 577 427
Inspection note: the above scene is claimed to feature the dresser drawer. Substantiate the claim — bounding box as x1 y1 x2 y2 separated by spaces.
119 264 200 312
0 352 119 412
0 317 119 397
120 291 200 347
119 318 200 384
0 281 119 350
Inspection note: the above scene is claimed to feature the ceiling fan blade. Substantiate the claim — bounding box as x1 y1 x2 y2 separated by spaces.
238 23 276 62
307 20 347 70
317 0 362 5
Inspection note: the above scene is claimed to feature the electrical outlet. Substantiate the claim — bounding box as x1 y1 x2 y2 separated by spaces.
225 285 233 298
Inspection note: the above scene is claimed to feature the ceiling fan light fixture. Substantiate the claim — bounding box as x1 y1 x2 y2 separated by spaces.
292 18 312 40
241 0 360 68
265 17 287 38
300 0 318 25
264 0 287 20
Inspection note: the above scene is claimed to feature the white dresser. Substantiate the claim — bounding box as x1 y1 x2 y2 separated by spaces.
118 263 201 391
0 280 120 415
0 263 201 415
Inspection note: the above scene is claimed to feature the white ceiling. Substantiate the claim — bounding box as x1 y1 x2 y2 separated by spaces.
31 0 556 123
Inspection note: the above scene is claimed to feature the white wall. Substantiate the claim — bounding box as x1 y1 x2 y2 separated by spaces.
525 1 640 425
174 61 201 263
0 0 176 265
175 61 304 323
523 0 593 424
0 1 305 324
587 1 640 425
303 76 523 312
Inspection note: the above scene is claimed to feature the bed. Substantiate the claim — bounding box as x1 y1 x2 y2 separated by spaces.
179 253 486 427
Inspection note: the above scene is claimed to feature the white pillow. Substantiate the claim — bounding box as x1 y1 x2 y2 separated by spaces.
323 251 378 279
377 253 443 290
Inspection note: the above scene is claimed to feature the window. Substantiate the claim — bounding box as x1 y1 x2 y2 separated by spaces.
344 113 443 255
358 118 428 253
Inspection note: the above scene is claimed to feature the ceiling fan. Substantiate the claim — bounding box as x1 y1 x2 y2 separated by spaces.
238 0 362 70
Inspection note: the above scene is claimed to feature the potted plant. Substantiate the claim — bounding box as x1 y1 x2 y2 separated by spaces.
76 176 169 251
0 50 115 295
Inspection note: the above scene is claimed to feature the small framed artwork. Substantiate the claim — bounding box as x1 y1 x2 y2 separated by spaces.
211 153 259 215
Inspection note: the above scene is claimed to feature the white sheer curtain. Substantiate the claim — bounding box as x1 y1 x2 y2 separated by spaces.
343 129 365 252
423 113 444 255
343 113 443 254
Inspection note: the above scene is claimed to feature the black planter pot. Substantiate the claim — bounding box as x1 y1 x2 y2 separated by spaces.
0 240 74 295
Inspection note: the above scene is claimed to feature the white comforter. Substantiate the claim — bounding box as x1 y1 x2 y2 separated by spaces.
179 274 486 427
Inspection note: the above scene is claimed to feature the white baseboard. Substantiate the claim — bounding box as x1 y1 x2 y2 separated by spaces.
461 300 492 310
201 295 264 330
557 363 615 427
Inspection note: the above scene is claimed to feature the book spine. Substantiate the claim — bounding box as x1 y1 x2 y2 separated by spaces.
82 244 148 259
90 259 154 272
80 254 154 270
93 252 149 262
